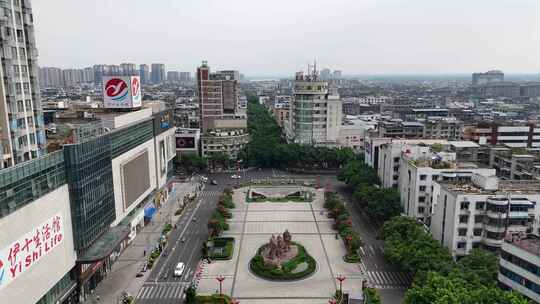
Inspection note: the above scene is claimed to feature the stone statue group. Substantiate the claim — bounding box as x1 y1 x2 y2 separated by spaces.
266 230 292 261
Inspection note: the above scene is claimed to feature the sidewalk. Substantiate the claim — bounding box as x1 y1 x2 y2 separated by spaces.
83 181 197 304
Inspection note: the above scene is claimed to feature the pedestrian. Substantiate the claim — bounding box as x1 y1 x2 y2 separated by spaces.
96 294 100 301
143 250 146 256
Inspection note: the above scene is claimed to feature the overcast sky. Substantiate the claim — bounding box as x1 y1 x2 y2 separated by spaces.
33 0 540 76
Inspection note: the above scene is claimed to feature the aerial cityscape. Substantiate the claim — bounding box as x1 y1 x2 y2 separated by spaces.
1 1 540 304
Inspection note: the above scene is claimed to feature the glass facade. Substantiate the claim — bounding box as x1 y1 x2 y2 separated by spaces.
0 150 65 219
64 135 115 253
109 119 153 158
36 272 76 304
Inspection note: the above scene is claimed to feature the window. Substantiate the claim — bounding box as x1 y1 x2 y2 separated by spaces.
475 215 484 223
457 242 466 249
460 201 469 210
419 186 426 192
476 201 485 210
394 157 400 163
459 215 469 224
419 196 426 203
473 228 482 236
458 228 467 236
420 175 427 181
432 175 439 181
418 207 425 214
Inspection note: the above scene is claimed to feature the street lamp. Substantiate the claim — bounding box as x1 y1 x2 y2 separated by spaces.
336 274 346 294
216 275 225 295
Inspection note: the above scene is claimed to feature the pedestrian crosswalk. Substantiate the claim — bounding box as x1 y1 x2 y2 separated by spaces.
136 282 187 300
366 271 413 290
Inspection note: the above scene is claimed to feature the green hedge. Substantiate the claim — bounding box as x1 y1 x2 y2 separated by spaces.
209 238 235 260
195 294 232 304
250 242 317 281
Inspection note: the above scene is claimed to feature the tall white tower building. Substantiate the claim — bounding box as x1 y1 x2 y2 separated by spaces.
0 0 46 168
286 65 342 145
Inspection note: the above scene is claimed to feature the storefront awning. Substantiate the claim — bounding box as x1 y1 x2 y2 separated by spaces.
77 226 130 263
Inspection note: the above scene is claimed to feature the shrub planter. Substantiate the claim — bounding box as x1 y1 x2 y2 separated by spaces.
249 242 317 281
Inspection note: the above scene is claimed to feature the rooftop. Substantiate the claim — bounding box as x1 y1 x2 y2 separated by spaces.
449 141 480 148
441 180 540 195
505 235 540 258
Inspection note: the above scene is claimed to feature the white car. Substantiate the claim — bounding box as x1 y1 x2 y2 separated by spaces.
200 176 208 183
174 262 185 277
231 174 241 179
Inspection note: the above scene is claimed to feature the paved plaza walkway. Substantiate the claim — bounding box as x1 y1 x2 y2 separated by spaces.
197 187 366 303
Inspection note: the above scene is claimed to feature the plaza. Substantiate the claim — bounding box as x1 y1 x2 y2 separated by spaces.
197 186 365 303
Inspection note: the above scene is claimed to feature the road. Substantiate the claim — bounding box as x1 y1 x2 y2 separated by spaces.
135 169 407 304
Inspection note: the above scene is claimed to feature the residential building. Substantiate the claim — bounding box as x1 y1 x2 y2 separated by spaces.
0 0 46 168
167 71 180 83
179 72 191 82
333 70 342 79
499 235 540 303
272 97 290 128
286 68 342 145
431 174 540 257
150 63 166 84
320 68 331 80
474 82 521 98
398 147 495 224
119 63 138 76
196 61 249 159
489 147 540 181
139 64 150 85
472 70 505 86
463 124 540 148
39 67 63 87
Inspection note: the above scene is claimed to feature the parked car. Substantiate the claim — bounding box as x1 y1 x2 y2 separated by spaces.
230 174 241 179
174 262 185 277
201 176 208 183
211 180 218 185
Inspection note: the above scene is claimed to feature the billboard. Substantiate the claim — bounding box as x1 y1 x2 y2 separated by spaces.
176 136 196 149
0 214 64 291
103 76 142 108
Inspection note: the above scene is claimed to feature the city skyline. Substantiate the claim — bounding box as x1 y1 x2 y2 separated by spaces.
33 0 540 76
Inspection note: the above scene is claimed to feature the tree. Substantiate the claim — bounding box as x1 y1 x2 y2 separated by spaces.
364 188 401 222
178 153 207 173
364 288 382 304
404 272 528 304
184 285 197 304
338 160 380 187
382 217 453 275
451 249 500 288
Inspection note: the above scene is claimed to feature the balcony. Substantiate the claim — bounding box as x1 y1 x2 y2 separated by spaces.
482 237 503 248
486 210 507 219
484 224 505 233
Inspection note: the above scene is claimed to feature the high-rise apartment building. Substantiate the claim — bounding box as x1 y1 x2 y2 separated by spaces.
472 70 504 86
139 64 150 85
151 63 165 84
179 71 191 82
286 68 342 145
320 68 331 80
0 0 46 168
120 63 138 76
39 67 63 87
333 70 342 79
167 71 180 82
196 61 249 158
